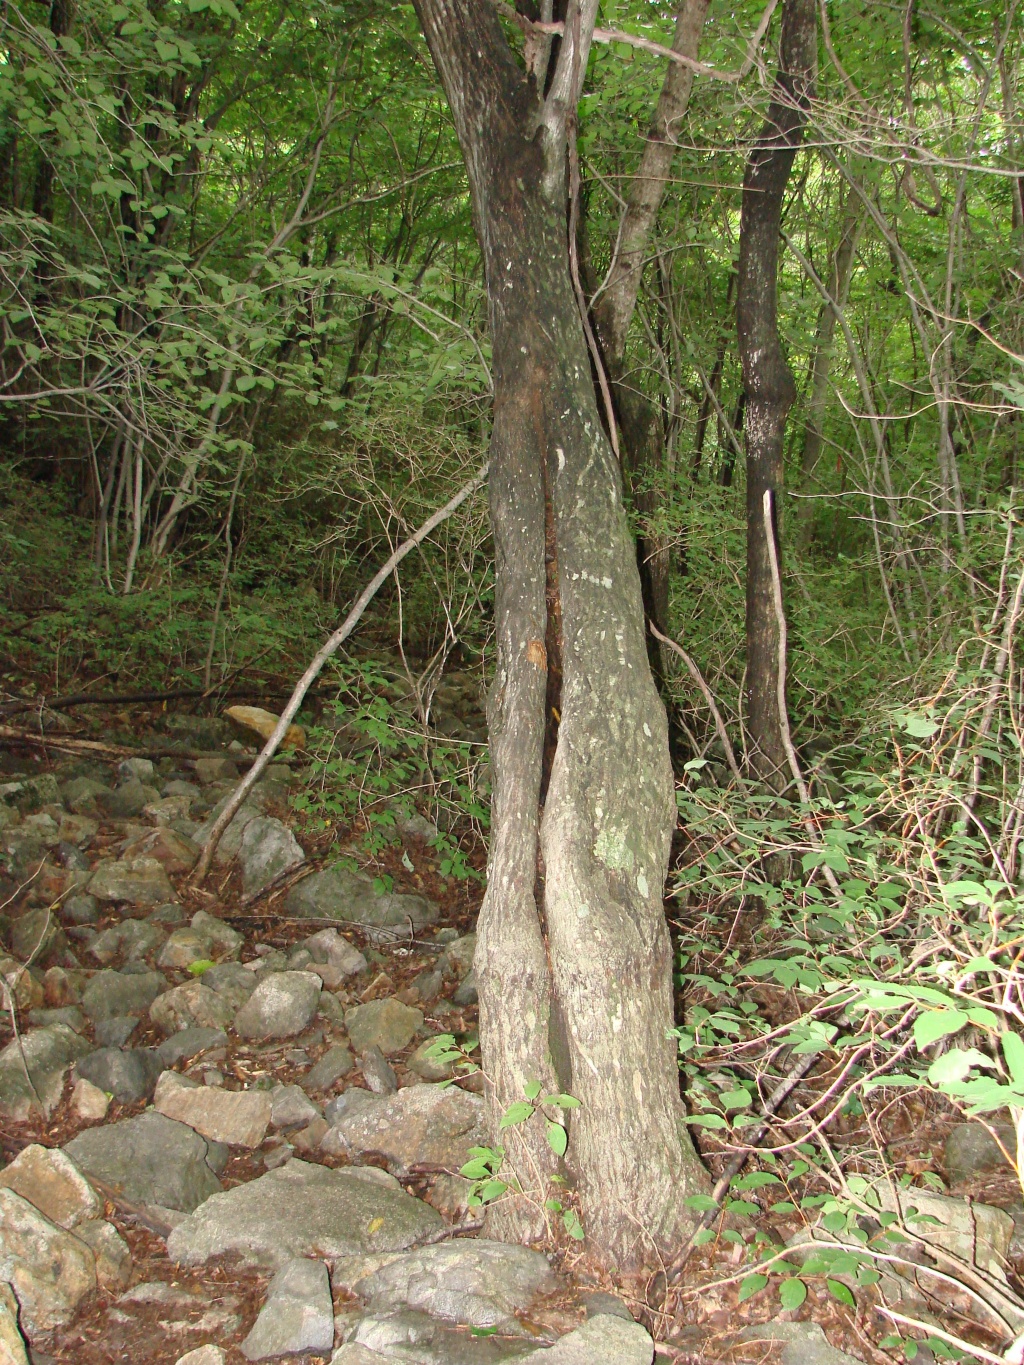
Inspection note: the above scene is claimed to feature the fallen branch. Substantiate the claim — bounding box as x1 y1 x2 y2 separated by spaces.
0 726 263 767
0 684 334 719
191 464 489 882
649 622 746 789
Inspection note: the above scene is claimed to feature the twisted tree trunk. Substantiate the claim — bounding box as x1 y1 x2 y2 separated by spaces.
737 0 816 787
413 0 708 1271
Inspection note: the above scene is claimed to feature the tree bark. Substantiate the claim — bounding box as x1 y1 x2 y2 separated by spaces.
736 0 816 787
413 0 708 1270
591 0 709 666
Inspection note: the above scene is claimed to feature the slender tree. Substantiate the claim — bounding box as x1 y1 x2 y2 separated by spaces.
736 0 817 786
411 0 708 1270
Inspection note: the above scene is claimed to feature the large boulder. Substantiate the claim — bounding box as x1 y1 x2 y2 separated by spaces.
81 968 166 1022
284 864 437 932
340 1240 556 1331
167 1160 442 1270
64 1111 223 1213
237 817 305 896
320 1082 485 1176
0 1189 96 1336
0 1024 91 1121
233 971 321 1040
77 1046 164 1104
541 1316 654 1364
0 1144 101 1229
240 1257 333 1361
154 1072 271 1148
88 855 174 905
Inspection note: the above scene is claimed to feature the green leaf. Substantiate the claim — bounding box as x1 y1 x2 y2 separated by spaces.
499 1101 535 1129
738 1274 769 1302
546 1121 568 1157
1003 1031 1024 1087
684 1194 722 1212
187 959 214 975
914 1009 969 1049
779 1277 807 1310
523 1079 542 1101
720 1088 752 1110
826 1280 856 1307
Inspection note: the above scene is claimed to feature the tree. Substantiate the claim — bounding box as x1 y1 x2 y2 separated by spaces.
411 0 708 1271
736 0 816 786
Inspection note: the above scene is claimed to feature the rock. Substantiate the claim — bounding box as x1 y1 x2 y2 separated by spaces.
154 1071 271 1148
240 1257 334 1360
192 910 245 957
410 968 443 1005
175 1349 225 1365
349 1310 539 1362
192 797 263 864
345 1239 556 1330
94 1015 139 1048
875 1183 1014 1277
539 1316 653 1364
0 1281 28 1365
151 980 237 1034
64 893 100 924
270 1084 322 1131
71 1077 110 1120
63 776 111 815
583 1293 633 1322
946 1123 1015 1186
89 855 175 905
0 1024 91 1121
225 705 306 751
329 1348 389 1365
81 967 166 1021
238 817 305 896
234 971 321 1039
27 1005 86 1033
120 757 156 783
194 756 239 784
156 1027 229 1067
360 1045 398 1094
77 1046 164 1103
167 1159 443 1270
0 1188 96 1336
158 927 215 970
407 1038 455 1082
143 795 195 825
345 998 423 1055
324 1088 379 1126
321 1082 485 1175
303 928 367 977
739 1322 863 1365
453 970 478 1007
122 827 198 875
97 778 159 820
64 1111 223 1213
301 1043 354 1093
76 1218 132 1291
0 1144 101 1228
439 933 476 979
0 774 62 814
88 917 166 965
149 900 187 924
10 905 65 961
285 864 438 932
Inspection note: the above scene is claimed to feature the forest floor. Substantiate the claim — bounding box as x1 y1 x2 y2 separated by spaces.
1 682 1022 1365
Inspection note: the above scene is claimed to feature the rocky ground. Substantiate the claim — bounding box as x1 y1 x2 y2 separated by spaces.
1 705 1022 1365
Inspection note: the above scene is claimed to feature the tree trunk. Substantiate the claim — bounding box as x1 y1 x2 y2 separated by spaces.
736 0 816 788
795 187 861 546
591 0 709 664
413 0 708 1271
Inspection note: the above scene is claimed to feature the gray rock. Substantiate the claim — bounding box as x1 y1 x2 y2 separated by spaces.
0 1188 97 1336
349 1311 539 1363
438 933 476 980
94 1015 139 1048
154 1071 271 1148
320 1082 485 1175
540 1316 653 1364
120 758 155 783
167 1159 443 1270
194 756 239 784
302 1043 354 1093
0 773 62 814
360 1045 398 1095
407 1039 456 1083
88 855 175 905
270 1083 322 1131
285 864 438 932
64 1111 223 1212
0 1023 92 1121
303 928 367 977
76 1216 133 1291
234 971 321 1040
81 967 166 1021
324 1088 379 1126
148 901 187 924
10 905 65 960
0 1143 101 1228
328 1347 390 1365
191 909 244 959
238 817 305 897
0 1280 28 1365
201 961 257 1011
241 1256 334 1360
345 998 423 1055
175 1349 225 1365
738 1322 863 1365
27 1005 86 1033
88 917 166 965
155 1026 229 1067
157 926 212 969
63 776 111 814
77 1046 163 1103
64 893 100 924
946 1123 1015 1185
150 980 237 1034
453 969 479 1007
192 796 263 863
582 1293 633 1322
97 777 157 820
345 1239 556 1330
